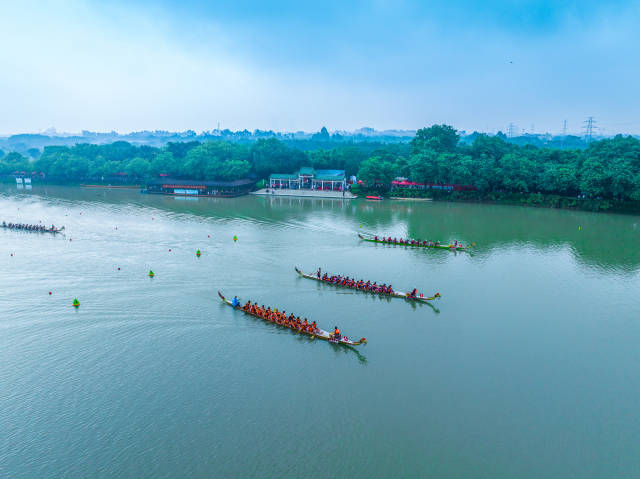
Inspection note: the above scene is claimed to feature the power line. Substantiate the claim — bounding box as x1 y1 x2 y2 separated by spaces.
507 123 516 139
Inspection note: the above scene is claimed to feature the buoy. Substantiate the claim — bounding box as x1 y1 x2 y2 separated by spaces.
148 270 155 277
196 250 201 257
233 235 238 242
49 291 52 295
117 267 120 270
208 235 210 238
69 238 72 241
169 249 172 252
578 226 582 230
115 227 118 230
10 253 13 257
73 298 80 307
152 217 154 220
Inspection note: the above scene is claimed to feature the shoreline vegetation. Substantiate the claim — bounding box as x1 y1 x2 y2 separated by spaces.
1 124 639 214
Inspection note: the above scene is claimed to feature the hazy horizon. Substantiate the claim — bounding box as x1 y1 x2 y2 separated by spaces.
2 0 639 135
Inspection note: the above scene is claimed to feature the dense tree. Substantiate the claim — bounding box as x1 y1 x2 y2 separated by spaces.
411 124 460 154
357 156 396 185
2 125 640 204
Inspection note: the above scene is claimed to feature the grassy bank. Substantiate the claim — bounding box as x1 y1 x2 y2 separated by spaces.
351 185 640 214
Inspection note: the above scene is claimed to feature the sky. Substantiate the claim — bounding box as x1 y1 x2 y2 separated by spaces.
1 0 639 135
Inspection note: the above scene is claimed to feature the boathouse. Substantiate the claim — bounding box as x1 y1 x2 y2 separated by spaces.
269 168 346 191
145 178 256 197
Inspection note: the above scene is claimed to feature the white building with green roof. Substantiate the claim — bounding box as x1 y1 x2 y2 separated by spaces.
269 168 346 191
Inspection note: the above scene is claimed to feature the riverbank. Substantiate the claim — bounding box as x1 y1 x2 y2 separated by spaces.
353 186 640 214
251 188 357 199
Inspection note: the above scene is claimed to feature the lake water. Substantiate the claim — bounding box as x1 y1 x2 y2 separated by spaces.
1 185 639 478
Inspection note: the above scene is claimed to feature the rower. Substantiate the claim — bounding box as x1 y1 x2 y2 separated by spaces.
409 288 417 298
333 326 341 341
231 296 240 307
317 267 322 279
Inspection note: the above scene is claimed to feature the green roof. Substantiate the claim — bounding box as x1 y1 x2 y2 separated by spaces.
313 175 344 181
269 173 299 180
298 167 315 176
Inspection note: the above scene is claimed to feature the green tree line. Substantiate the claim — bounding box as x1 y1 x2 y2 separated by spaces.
356 125 640 201
1 125 639 201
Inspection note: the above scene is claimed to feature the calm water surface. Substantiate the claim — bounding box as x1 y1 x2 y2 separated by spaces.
1 185 639 478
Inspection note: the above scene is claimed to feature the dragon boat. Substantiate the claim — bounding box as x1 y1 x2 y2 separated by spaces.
295 267 440 303
358 233 472 251
218 292 367 347
1 224 65 234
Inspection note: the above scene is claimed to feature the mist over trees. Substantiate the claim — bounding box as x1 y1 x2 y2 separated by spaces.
1 125 640 202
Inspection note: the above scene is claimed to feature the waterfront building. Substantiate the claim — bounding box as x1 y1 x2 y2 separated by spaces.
269 168 346 191
145 178 255 197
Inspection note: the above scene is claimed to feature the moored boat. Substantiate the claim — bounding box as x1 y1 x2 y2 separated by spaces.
358 233 472 251
366 195 384 200
295 267 440 302
218 291 367 347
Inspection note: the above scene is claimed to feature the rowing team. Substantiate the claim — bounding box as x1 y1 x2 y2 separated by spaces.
316 268 421 298
232 298 347 341
374 236 459 247
2 221 59 232
233 297 323 332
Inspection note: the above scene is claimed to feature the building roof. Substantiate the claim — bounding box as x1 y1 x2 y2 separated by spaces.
269 173 300 180
315 169 345 178
147 177 255 187
313 175 345 181
298 167 315 176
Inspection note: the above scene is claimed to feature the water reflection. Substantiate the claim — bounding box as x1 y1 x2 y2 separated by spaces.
3 184 640 272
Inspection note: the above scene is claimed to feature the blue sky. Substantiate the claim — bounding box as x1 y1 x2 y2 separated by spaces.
1 0 639 135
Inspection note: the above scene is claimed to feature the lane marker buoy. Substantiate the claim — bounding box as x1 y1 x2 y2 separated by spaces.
149 270 155 277
196 250 201 257
73 298 80 307
233 235 238 242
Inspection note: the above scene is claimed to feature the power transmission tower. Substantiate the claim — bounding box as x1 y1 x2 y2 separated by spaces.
583 116 596 142
561 120 567 148
507 123 516 139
